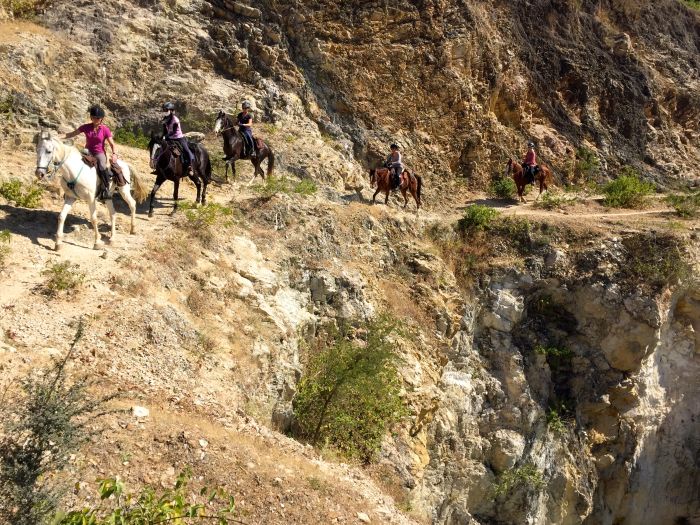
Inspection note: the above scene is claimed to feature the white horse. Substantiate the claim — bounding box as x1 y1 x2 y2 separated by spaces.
34 131 148 251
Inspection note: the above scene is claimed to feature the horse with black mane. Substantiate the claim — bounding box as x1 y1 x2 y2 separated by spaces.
506 158 553 202
213 110 275 183
369 167 422 210
147 135 212 217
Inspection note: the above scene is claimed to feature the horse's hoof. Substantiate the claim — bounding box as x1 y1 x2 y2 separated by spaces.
148 211 154 218
93 241 104 250
130 227 136 235
55 243 63 252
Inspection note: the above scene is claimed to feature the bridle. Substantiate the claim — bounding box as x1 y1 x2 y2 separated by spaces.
215 113 236 135
36 139 69 181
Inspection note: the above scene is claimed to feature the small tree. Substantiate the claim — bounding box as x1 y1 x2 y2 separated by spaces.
292 315 405 462
0 321 115 525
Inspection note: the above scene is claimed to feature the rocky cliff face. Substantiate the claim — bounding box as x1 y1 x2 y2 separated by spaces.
0 0 699 524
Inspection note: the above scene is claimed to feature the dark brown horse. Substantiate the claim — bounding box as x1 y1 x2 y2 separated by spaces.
147 135 212 217
213 110 275 183
369 168 422 209
506 158 553 202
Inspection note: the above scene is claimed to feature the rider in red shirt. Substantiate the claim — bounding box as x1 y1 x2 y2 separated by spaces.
522 141 537 183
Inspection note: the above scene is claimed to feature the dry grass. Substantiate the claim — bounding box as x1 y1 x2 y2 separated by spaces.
186 287 209 317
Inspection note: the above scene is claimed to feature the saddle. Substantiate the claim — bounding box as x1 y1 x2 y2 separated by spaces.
81 151 127 186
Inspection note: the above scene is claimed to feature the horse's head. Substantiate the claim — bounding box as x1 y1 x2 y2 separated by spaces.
148 132 165 169
214 110 227 136
505 158 514 177
34 130 56 180
369 168 377 188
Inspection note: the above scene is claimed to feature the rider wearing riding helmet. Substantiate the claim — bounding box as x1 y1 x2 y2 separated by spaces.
237 100 257 158
161 102 195 175
386 143 403 190
523 141 537 183
63 105 117 201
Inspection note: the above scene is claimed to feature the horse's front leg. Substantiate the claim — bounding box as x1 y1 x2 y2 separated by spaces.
190 173 202 205
105 197 117 243
120 185 138 235
171 178 180 215
372 188 380 204
248 159 258 185
148 173 166 218
55 196 76 251
88 198 102 250
384 190 389 205
401 188 408 208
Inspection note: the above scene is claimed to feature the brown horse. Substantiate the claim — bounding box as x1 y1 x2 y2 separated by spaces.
213 110 275 183
369 168 422 209
506 158 552 202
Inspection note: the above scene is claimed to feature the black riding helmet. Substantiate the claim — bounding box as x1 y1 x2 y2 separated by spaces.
527 141 535 148
89 105 105 119
162 102 176 111
390 143 399 150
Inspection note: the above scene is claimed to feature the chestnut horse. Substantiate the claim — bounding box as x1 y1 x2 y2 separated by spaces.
369 168 422 209
506 158 552 202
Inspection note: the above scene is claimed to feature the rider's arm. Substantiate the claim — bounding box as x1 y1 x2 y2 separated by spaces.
63 128 82 140
106 135 117 156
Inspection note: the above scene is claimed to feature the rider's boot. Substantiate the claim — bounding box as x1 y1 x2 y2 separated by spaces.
98 169 112 201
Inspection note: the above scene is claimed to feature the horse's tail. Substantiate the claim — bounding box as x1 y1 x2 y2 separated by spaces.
201 147 212 182
266 146 275 176
415 174 422 204
129 164 148 203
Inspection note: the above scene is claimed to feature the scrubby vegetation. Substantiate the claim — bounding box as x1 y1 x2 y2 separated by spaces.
177 202 234 246
488 177 517 200
252 176 318 199
457 205 500 233
667 189 700 218
292 315 406 463
602 168 655 208
533 191 578 210
0 0 44 18
623 233 689 289
55 471 238 525
0 323 115 525
0 179 43 208
493 464 546 497
113 124 150 150
41 261 85 297
0 230 10 270
573 146 600 183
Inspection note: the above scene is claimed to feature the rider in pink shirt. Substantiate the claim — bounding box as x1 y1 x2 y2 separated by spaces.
63 105 117 201
161 102 195 175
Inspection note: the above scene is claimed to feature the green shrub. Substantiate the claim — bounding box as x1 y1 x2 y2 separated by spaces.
0 323 114 525
489 177 517 200
667 189 700 218
623 233 689 288
602 169 655 208
41 261 85 297
535 345 573 372
292 315 406 462
682 0 700 9
457 205 499 234
113 125 150 150
293 178 318 196
574 146 599 182
0 94 13 116
178 202 233 246
0 179 44 208
546 408 566 433
0 0 44 18
252 176 317 199
55 471 236 524
534 191 578 210
0 229 10 269
493 464 546 497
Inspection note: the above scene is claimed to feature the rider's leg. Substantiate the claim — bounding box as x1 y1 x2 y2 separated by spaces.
179 138 195 174
96 153 112 200
244 131 255 157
